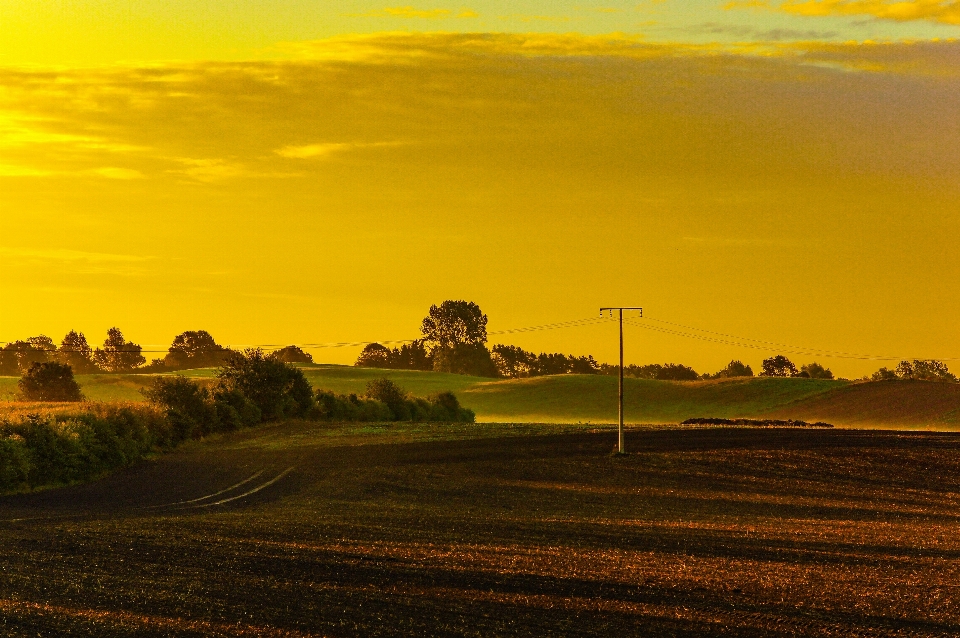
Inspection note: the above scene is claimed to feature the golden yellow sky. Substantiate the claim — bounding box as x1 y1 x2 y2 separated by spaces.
2 6 960 377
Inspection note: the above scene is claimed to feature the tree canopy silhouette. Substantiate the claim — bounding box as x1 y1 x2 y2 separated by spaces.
0 340 48 375
164 330 231 369
93 327 146 372
420 300 488 350
761 355 798 377
57 330 98 374
18 361 83 402
268 345 314 364
420 301 496 376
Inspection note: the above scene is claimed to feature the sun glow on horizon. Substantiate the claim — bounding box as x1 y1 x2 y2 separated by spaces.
1 6 959 377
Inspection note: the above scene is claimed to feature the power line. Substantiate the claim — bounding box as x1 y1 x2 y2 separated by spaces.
0 316 618 353
3 313 956 362
622 317 960 362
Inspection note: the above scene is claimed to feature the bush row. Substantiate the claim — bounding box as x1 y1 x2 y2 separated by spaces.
0 404 167 493
0 350 474 493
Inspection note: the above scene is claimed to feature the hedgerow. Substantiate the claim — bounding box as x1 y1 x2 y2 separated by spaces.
0 354 474 493
0 404 166 492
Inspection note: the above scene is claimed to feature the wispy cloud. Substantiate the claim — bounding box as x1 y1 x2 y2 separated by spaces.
0 247 153 263
90 167 144 179
0 163 53 177
498 14 573 23
345 6 478 19
684 21 839 40
275 141 403 159
727 0 960 24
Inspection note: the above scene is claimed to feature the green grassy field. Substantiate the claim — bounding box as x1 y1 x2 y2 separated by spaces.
3 367 958 428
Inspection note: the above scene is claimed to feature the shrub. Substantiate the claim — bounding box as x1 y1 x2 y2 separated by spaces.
312 386 474 423
217 349 314 420
18 362 84 402
0 436 31 492
212 386 262 431
428 391 475 422
365 378 410 420
0 404 162 492
142 376 219 441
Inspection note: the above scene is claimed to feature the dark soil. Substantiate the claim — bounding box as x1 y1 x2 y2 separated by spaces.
2 425 960 636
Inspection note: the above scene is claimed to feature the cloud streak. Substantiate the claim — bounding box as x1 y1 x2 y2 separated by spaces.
727 0 960 25
345 6 478 19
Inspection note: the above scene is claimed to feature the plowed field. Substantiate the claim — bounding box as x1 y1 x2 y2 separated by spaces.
2 423 960 636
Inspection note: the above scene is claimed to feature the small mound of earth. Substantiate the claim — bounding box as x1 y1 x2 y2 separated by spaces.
681 417 834 428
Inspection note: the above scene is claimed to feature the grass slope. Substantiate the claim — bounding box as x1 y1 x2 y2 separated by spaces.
767 379 960 428
4 368 958 427
460 375 844 423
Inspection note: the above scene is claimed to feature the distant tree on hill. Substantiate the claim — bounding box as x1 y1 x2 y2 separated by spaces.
164 330 232 369
603 363 700 381
92 327 146 372
761 355 798 377
706 360 754 379
394 340 432 370
871 367 898 381
18 361 83 402
356 343 392 368
355 340 432 370
894 359 957 382
492 345 599 378
431 342 498 377
420 301 497 377
421 300 488 350
57 330 99 374
268 345 313 364
27 335 56 356
798 362 834 379
0 340 49 375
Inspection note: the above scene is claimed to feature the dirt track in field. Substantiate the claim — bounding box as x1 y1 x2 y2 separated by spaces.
2 425 960 636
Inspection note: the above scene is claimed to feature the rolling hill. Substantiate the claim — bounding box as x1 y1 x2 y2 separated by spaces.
1 366 957 428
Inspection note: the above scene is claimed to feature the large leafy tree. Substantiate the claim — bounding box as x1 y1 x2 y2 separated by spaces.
420 301 497 377
709 360 754 379
420 300 488 351
268 345 313 364
93 327 146 372
799 362 834 379
895 359 957 382
57 330 98 374
164 330 230 369
0 340 49 375
355 343 392 368
18 361 83 401
761 355 798 378
216 349 313 420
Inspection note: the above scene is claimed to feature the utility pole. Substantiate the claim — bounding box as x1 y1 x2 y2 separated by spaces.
600 307 642 454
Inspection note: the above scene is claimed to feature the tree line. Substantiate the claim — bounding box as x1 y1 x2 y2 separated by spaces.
0 328 314 376
354 301 958 383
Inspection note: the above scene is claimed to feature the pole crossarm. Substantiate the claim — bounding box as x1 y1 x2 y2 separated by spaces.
599 307 642 454
600 308 643 314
